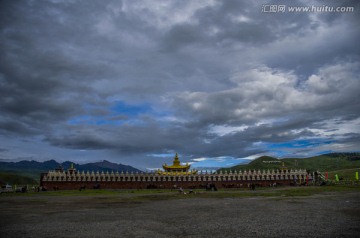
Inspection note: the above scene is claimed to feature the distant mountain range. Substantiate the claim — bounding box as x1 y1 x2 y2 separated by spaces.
0 159 142 183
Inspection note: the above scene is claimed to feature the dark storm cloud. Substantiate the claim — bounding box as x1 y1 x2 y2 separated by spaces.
0 120 36 136
0 0 117 136
44 122 202 156
0 0 359 168
257 0 360 76
161 2 277 51
172 62 360 125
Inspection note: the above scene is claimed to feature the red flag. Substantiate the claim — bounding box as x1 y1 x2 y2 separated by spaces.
306 175 309 185
325 171 328 180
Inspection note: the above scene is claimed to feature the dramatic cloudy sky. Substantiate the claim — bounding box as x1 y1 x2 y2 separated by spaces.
1 0 359 170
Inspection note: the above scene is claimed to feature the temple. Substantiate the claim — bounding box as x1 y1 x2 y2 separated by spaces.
40 152 315 190
159 153 197 175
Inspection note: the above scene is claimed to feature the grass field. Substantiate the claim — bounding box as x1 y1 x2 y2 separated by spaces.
2 185 360 203
327 168 360 180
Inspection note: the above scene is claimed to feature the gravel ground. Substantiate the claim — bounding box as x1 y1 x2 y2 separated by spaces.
1 191 359 238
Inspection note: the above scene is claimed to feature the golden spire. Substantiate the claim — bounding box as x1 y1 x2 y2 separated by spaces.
173 153 180 166
159 153 197 175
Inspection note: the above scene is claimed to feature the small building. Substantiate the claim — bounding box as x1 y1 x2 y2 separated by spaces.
280 162 288 172
159 153 197 175
67 163 76 174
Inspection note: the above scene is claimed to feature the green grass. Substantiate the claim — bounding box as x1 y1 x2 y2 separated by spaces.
0 169 43 182
2 186 360 202
0 172 38 185
222 153 360 173
327 168 359 181
282 155 360 171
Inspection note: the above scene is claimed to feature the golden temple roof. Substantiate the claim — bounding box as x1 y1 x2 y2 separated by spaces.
162 153 190 170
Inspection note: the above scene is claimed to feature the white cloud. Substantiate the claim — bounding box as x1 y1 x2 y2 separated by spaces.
174 61 359 126
308 117 360 138
192 157 207 162
208 124 248 136
305 62 360 95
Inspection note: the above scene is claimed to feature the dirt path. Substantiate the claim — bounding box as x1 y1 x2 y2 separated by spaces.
1 192 359 237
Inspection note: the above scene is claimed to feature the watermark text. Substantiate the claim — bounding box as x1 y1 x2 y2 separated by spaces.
262 5 354 13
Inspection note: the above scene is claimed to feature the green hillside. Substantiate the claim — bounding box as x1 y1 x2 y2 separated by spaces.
223 156 285 171
0 169 43 182
220 153 360 173
282 153 360 171
328 168 360 181
0 172 38 186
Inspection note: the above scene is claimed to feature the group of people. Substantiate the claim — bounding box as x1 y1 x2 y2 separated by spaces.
178 187 194 194
32 186 47 192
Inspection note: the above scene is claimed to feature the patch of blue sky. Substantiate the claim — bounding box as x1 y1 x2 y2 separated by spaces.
110 101 151 116
313 150 334 156
67 115 94 125
191 156 248 169
110 101 176 126
256 139 335 158
266 139 333 149
67 115 123 126
68 101 175 126
265 150 289 158
67 115 148 126
147 153 176 158
94 119 123 126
